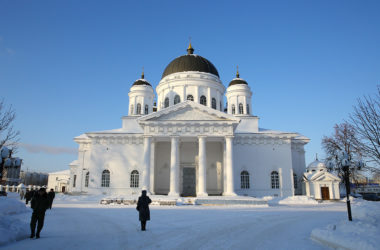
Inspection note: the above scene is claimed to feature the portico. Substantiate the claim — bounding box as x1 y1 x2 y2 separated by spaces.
138 101 240 197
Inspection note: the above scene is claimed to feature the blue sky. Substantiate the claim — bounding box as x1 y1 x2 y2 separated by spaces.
0 0 379 173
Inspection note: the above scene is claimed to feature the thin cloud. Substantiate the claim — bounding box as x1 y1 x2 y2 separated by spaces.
6 48 14 55
19 143 77 155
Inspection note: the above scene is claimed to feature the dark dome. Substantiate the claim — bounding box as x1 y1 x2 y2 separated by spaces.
162 44 219 79
228 69 248 86
132 72 151 87
229 78 248 86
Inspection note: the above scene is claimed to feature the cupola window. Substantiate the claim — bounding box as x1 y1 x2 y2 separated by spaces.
200 96 207 106
145 105 149 114
239 103 244 114
187 95 194 101
246 104 250 115
212 98 216 109
136 104 141 115
164 98 169 108
174 95 181 105
232 104 236 114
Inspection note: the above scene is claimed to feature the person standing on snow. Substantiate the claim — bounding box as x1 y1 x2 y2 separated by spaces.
136 190 152 231
30 188 50 239
47 189 55 209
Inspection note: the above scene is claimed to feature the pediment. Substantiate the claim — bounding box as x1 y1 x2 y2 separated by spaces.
311 172 340 182
138 101 240 123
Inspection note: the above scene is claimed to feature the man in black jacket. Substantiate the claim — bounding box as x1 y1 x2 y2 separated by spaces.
30 188 50 238
47 189 55 209
136 190 152 231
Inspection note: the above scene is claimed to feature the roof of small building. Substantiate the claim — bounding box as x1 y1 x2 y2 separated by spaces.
132 71 152 87
49 169 70 176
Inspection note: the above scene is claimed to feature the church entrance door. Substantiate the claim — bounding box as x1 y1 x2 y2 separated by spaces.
182 168 196 197
321 187 330 200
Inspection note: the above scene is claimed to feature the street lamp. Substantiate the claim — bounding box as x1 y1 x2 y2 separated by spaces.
327 151 364 221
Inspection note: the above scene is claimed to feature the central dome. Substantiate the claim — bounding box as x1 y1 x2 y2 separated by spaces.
161 44 219 79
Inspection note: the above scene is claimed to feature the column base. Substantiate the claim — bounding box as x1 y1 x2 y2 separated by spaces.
223 192 237 196
196 192 208 197
168 191 179 197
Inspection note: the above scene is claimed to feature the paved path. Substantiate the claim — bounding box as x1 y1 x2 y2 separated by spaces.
3 202 345 249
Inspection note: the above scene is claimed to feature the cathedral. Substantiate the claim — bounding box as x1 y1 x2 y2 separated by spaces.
69 43 309 198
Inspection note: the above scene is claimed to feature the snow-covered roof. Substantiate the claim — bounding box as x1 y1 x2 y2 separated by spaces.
69 160 79 166
49 169 70 176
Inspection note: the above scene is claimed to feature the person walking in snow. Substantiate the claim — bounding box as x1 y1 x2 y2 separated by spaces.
25 190 36 205
47 189 55 209
30 188 50 239
136 190 152 231
20 190 25 200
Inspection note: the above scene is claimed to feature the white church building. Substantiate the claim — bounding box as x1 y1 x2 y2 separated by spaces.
69 44 309 198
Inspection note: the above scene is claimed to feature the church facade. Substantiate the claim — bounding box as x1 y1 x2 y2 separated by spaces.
69 44 309 198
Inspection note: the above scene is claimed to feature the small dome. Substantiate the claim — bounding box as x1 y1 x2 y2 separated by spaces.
132 71 152 87
162 43 219 79
307 155 327 172
229 68 248 86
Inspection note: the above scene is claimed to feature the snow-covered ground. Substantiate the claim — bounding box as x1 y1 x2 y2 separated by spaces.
1 193 379 250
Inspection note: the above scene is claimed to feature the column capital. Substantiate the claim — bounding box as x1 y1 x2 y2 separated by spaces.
198 135 207 139
225 135 235 139
143 135 153 139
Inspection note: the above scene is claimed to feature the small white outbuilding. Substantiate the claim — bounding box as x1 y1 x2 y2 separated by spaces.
48 170 70 193
303 158 341 200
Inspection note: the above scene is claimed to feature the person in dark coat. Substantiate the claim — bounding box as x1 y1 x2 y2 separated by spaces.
25 190 36 205
47 189 55 209
136 190 151 231
30 188 50 238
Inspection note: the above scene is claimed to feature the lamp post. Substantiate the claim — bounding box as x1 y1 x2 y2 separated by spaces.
327 151 364 221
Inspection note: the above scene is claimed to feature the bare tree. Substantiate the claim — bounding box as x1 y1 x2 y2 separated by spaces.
0 99 20 149
322 122 363 183
349 86 380 174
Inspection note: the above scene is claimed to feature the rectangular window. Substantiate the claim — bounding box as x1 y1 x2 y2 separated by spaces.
73 175 77 188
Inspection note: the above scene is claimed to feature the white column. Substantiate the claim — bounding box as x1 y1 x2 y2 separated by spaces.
279 167 283 197
243 97 247 115
142 136 151 193
183 85 186 102
224 136 236 196
133 97 137 115
168 137 180 196
290 168 295 196
207 88 212 108
197 136 208 196
235 96 239 114
216 90 220 111
150 139 155 194
195 86 199 104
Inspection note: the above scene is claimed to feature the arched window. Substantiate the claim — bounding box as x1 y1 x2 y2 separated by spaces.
85 172 89 187
246 104 250 115
239 103 244 114
130 105 134 115
130 170 139 188
145 105 149 114
73 175 76 188
293 173 298 189
212 98 216 109
101 170 110 187
187 95 194 101
220 101 222 111
136 103 141 115
241 171 250 189
271 171 279 189
200 95 206 106
164 98 169 108
232 104 235 114
174 95 181 104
